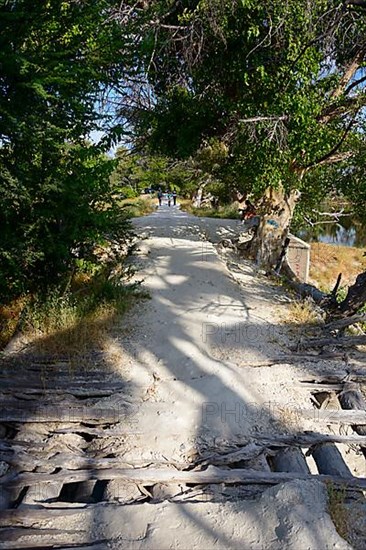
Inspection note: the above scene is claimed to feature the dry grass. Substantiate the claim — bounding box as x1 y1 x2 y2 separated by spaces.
310 242 366 292
0 297 28 349
284 298 324 326
28 304 115 358
326 483 351 542
20 279 146 360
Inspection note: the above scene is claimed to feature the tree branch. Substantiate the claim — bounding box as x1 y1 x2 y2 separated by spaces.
331 44 366 100
304 116 356 170
345 73 366 95
317 93 366 123
239 115 289 123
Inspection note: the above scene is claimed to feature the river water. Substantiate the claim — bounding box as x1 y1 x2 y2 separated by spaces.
298 215 366 248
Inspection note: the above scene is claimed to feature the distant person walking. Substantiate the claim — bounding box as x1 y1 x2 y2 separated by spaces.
167 192 172 207
172 190 177 206
157 189 163 206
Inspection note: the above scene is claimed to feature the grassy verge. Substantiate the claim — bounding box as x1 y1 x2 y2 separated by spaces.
120 196 156 218
0 234 148 352
309 242 366 292
180 200 240 219
18 276 146 358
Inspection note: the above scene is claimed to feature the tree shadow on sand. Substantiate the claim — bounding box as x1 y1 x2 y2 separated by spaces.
0 208 364 549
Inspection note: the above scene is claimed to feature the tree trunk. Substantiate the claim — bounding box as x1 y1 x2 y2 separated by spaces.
192 182 208 207
249 185 300 271
338 270 366 316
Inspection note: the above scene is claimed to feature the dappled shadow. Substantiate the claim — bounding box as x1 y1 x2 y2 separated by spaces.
95 209 364 546
0 308 144 548
0 207 364 548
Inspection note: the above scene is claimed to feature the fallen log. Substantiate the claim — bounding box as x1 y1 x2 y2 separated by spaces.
3 465 366 491
338 382 366 437
271 447 310 474
311 443 353 477
296 335 366 349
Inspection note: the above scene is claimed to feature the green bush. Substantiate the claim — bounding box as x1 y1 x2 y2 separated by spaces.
119 186 138 199
0 144 130 301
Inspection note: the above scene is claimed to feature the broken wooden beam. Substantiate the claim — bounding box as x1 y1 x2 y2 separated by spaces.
299 408 366 424
3 465 366 491
0 405 125 424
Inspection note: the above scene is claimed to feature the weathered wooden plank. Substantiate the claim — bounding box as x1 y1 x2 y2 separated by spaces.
0 405 125 423
0 529 105 550
0 528 81 540
1 386 126 397
300 383 344 391
3 465 366 491
51 426 139 437
251 432 366 447
299 409 366 424
0 452 186 472
238 352 348 367
300 374 366 384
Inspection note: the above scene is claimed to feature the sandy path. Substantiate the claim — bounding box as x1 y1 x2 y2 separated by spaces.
114 206 298 461
83 205 350 549
14 206 352 550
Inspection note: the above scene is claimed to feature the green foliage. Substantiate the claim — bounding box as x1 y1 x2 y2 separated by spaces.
119 186 139 199
0 0 129 301
0 142 129 299
122 0 366 216
110 147 172 192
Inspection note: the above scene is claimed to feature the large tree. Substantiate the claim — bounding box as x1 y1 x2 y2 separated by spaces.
114 0 366 269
